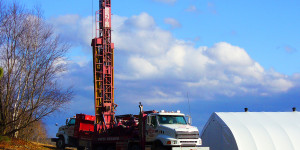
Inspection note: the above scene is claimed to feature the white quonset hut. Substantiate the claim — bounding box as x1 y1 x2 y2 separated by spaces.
200 112 300 150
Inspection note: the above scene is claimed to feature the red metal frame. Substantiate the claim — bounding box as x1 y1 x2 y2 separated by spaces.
74 114 95 139
90 1 147 149
91 0 116 133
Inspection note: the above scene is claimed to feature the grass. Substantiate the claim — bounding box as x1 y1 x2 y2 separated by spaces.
0 136 76 150
0 136 11 142
0 136 53 150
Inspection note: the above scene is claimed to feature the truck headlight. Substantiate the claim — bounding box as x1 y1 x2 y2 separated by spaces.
167 141 177 145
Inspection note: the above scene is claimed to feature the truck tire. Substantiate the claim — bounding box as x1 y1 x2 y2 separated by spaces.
56 136 65 150
152 142 167 150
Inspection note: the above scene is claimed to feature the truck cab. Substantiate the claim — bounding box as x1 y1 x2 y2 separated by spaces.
146 110 205 149
52 114 95 150
54 117 76 149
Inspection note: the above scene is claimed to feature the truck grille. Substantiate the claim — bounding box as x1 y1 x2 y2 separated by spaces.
180 141 197 143
176 131 199 139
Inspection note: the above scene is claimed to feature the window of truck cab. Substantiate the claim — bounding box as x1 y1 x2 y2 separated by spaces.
157 115 187 125
68 118 76 125
150 116 158 128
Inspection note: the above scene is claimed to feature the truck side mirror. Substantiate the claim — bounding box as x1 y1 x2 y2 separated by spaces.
188 118 192 125
66 119 69 125
147 116 151 125
186 115 192 125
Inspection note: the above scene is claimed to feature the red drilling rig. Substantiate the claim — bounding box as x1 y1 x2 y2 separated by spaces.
91 0 116 133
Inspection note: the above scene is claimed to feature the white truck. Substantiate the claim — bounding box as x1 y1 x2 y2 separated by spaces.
145 110 208 150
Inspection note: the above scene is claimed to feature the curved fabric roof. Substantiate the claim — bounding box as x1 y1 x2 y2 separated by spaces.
201 112 300 150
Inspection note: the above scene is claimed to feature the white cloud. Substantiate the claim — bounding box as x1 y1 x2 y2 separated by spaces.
53 57 69 75
266 78 293 92
186 78 219 87
143 97 183 105
112 13 173 56
128 56 158 78
111 12 294 98
126 13 156 29
72 56 89 67
207 42 253 66
141 88 184 104
164 18 182 29
51 13 295 104
167 45 185 65
186 5 198 12
84 86 94 91
292 73 300 80
50 14 93 47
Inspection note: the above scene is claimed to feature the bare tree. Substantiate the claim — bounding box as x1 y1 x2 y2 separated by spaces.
0 67 3 78
18 120 48 143
0 1 72 137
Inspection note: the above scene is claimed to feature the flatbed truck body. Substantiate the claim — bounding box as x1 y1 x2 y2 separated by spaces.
52 106 209 150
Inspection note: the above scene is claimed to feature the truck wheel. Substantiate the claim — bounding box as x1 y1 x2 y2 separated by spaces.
56 136 65 149
152 141 167 150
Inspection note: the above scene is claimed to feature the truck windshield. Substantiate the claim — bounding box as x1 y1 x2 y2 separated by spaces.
68 118 76 125
157 115 187 125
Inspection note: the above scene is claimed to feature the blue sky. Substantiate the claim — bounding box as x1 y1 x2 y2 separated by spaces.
23 0 300 137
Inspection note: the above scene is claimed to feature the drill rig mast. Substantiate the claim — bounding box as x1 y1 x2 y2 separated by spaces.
91 0 115 133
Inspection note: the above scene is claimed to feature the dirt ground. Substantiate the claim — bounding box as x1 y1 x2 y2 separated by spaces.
0 138 76 150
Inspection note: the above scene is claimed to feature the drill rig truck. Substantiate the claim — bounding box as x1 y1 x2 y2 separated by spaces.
52 1 209 150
